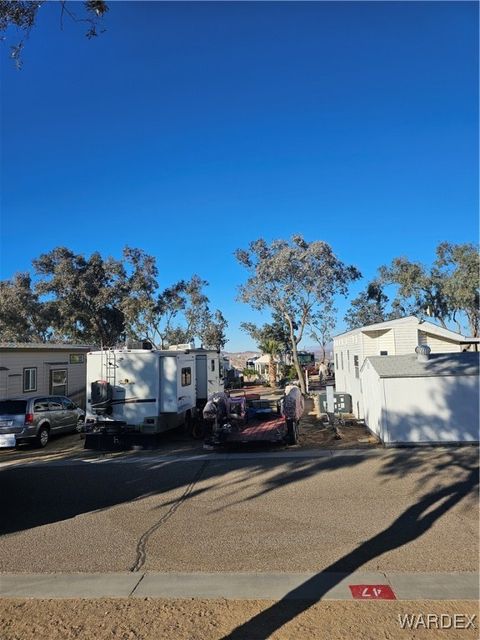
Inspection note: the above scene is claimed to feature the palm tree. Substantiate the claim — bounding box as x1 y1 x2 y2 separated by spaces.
258 339 281 387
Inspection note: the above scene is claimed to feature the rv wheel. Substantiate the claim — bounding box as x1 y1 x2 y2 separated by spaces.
184 410 193 436
192 419 205 440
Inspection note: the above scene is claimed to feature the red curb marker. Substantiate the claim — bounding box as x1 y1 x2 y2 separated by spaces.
349 585 396 600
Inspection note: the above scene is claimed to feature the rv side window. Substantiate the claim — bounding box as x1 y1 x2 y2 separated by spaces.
211 359 215 372
181 367 192 386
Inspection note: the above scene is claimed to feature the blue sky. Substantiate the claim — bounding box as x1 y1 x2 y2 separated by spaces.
1 1 478 350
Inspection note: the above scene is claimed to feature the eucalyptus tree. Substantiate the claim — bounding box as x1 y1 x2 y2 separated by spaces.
33 246 134 347
199 309 228 351
309 300 337 363
379 242 479 336
1 0 109 68
435 242 479 338
379 258 449 329
0 273 54 342
236 235 361 394
124 271 227 350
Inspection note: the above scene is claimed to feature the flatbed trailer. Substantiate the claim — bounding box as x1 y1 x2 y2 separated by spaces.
214 415 288 445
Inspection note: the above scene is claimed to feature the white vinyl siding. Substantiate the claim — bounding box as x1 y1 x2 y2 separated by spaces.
363 329 396 358
394 326 419 354
418 331 462 353
334 317 469 420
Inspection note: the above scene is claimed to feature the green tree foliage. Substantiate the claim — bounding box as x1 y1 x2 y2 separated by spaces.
0 246 227 348
379 258 450 329
0 0 109 68
435 242 479 337
240 316 291 356
33 247 131 346
343 281 405 330
236 235 360 394
242 368 256 381
0 273 54 342
127 272 228 350
199 309 228 351
378 242 479 337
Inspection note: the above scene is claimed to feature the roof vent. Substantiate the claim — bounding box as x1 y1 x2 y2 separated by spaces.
415 344 431 362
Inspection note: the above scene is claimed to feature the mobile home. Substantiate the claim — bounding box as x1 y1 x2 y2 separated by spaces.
333 316 477 419
0 343 92 407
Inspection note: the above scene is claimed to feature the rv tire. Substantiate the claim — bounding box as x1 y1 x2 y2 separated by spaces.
184 410 193 436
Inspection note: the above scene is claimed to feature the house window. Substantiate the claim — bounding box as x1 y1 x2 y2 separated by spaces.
380 351 388 356
23 368 37 392
181 367 192 386
50 369 67 396
211 359 215 372
69 354 85 364
354 356 359 379
335 353 338 370
340 351 344 370
347 350 350 372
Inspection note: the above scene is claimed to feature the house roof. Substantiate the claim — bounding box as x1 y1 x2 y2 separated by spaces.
334 315 474 343
364 352 479 379
0 343 93 351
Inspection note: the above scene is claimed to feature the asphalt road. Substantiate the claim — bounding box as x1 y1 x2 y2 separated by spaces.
0 447 477 574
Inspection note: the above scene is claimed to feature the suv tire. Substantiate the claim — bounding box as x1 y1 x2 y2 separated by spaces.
36 425 50 448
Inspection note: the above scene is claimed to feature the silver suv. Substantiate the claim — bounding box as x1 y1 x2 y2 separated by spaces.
0 396 85 448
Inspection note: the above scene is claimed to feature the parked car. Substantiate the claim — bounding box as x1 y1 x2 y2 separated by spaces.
0 396 85 449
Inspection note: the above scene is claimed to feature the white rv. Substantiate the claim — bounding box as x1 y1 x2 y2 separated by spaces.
167 344 224 406
86 344 224 434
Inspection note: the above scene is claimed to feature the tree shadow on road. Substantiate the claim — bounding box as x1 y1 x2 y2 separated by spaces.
220 462 479 639
0 454 368 536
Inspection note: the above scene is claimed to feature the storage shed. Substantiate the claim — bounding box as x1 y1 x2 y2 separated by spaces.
361 350 479 445
334 316 478 420
0 343 92 407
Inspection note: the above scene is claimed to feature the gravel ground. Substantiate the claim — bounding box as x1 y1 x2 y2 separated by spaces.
1 598 478 640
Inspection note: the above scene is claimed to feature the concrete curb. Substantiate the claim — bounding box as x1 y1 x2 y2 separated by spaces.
1 572 478 601
2 446 461 469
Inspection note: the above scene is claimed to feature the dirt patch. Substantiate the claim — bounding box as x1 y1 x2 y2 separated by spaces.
0 598 477 639
299 397 380 450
